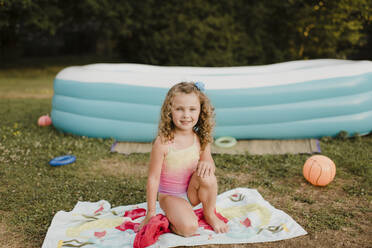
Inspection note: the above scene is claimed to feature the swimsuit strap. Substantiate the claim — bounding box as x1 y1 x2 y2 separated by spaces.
167 139 173 153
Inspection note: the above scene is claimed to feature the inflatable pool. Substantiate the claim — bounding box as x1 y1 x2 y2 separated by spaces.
52 59 372 142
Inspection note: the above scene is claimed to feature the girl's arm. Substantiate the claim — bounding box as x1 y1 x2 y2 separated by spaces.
139 136 166 229
197 143 216 178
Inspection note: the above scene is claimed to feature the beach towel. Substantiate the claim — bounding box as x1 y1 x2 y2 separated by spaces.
42 188 307 247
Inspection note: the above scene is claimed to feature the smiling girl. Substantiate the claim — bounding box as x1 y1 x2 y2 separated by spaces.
138 82 228 236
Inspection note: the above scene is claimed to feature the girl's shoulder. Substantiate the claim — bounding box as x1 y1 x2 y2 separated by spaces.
152 136 171 154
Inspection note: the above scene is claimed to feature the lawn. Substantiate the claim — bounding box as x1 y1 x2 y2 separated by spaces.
0 58 371 247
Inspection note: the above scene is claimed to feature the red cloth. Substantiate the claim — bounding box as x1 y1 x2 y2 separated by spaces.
133 214 170 248
117 208 229 248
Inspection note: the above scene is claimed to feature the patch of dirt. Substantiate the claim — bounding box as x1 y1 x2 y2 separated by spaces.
217 171 254 182
0 212 26 248
91 158 148 178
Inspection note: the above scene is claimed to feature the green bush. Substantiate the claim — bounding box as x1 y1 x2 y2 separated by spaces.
1 0 371 65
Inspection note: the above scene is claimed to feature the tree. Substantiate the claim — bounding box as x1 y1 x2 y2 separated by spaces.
1 0 370 64
276 0 371 60
0 0 63 58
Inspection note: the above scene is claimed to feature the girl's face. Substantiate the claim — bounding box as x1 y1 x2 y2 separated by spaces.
171 93 201 132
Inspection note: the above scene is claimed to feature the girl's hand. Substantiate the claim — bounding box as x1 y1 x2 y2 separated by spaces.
196 160 215 178
136 213 155 232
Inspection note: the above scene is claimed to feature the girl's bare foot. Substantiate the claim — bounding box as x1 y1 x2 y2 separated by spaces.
204 213 229 233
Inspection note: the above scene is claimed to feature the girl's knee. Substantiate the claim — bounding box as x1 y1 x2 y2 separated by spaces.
198 174 217 187
176 220 199 237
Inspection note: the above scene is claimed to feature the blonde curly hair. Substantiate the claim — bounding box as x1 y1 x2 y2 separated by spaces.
158 82 215 151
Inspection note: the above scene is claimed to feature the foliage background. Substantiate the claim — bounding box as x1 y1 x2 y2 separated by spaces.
1 0 371 66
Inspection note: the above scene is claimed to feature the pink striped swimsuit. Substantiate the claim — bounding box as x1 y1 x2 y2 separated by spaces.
158 135 199 197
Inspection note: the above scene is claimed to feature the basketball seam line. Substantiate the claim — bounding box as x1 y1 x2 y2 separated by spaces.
315 163 324 185
307 159 316 183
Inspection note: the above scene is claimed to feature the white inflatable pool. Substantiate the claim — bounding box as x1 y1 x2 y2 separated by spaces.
52 59 372 142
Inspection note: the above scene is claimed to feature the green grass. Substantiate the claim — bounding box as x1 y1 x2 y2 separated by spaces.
0 60 371 247
0 68 56 97
0 55 123 98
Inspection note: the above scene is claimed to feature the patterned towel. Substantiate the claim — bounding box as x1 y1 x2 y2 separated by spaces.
42 188 307 248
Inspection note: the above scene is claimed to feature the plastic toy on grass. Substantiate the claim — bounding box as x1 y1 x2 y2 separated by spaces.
49 155 76 167
303 155 336 186
38 115 52 126
214 136 237 148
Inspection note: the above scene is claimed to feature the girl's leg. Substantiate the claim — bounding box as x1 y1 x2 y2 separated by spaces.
187 173 229 233
158 193 199 237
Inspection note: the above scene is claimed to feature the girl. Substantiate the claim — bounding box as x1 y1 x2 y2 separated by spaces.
139 82 229 236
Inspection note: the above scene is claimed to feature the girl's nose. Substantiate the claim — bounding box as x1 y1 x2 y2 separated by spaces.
183 111 191 117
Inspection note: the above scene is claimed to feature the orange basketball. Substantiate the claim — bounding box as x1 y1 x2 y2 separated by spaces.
303 155 336 186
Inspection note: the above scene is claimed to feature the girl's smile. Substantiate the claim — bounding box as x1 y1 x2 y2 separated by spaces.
180 120 193 125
